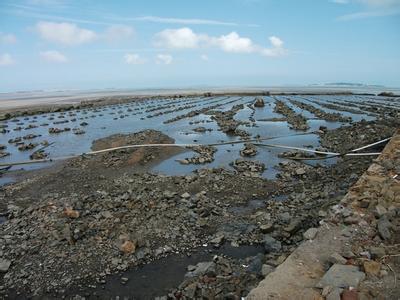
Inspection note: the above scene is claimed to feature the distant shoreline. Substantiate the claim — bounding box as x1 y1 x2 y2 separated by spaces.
0 86 398 120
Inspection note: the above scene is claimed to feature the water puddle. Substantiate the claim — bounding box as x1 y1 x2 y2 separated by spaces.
228 199 266 215
70 243 263 299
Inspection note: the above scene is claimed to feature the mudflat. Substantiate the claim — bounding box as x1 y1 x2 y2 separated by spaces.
0 92 399 299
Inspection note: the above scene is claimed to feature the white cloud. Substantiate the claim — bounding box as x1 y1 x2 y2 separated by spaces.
337 9 400 19
331 0 349 4
104 25 134 42
40 50 67 63
200 54 209 61
27 0 67 6
261 36 287 57
269 36 283 48
335 0 400 19
0 53 15 66
213 32 255 53
358 0 400 7
35 21 97 45
0 33 17 44
154 27 287 58
331 0 400 5
156 54 173 65
124 53 146 64
154 27 207 49
132 16 239 26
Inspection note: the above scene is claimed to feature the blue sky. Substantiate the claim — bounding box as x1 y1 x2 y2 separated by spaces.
0 0 399 92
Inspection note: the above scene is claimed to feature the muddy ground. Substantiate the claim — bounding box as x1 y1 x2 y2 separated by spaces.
0 94 399 299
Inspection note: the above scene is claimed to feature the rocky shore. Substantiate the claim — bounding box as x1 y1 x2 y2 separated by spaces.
0 94 399 299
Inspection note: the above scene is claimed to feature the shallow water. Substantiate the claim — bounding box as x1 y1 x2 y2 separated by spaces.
67 243 264 299
0 95 380 183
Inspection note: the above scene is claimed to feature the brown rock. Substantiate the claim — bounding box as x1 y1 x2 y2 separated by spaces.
254 97 265 108
120 240 136 254
341 289 358 300
64 207 79 219
363 260 381 276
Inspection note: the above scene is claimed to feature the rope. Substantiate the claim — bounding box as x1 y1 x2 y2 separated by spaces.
350 137 391 153
0 135 391 167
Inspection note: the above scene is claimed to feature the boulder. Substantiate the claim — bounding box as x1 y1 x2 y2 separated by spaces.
254 97 265 108
316 264 365 289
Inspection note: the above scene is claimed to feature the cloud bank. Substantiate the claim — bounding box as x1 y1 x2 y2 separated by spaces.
35 21 135 45
154 27 287 57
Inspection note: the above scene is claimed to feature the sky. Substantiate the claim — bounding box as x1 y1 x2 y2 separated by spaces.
0 0 399 92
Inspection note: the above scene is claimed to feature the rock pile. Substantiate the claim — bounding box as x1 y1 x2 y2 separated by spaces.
231 159 265 176
274 99 309 131
49 127 71 134
289 98 352 122
240 143 258 157
178 146 217 164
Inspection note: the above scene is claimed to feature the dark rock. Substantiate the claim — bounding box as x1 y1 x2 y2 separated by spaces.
263 234 282 253
377 216 392 240
254 97 265 108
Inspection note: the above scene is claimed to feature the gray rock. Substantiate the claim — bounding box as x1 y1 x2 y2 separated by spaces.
247 255 263 275
184 282 197 298
321 286 333 297
369 246 386 259
181 192 191 199
303 228 318 240
0 259 11 273
263 234 282 253
210 233 224 247
377 216 392 240
261 264 275 277
326 287 343 300
278 212 291 223
375 205 387 217
328 252 347 265
316 264 365 288
186 261 216 277
284 218 301 233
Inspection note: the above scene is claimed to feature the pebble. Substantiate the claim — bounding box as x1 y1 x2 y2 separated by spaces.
181 192 191 199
